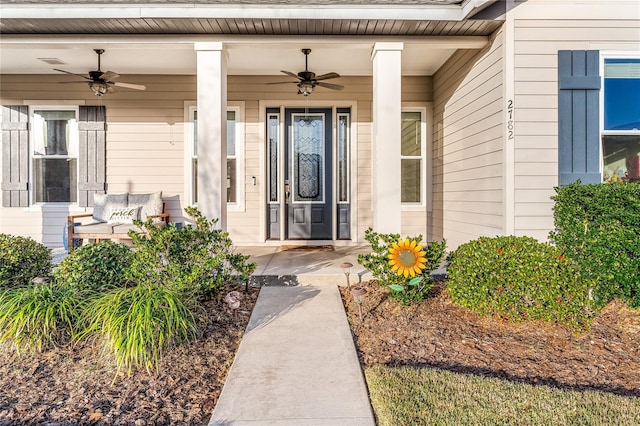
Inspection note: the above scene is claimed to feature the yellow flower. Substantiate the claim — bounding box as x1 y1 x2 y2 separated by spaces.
387 238 427 278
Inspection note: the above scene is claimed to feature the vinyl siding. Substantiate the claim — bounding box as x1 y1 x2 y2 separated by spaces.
432 28 505 250
0 73 432 246
511 0 640 242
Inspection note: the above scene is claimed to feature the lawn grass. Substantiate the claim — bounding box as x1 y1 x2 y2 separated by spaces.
365 365 640 426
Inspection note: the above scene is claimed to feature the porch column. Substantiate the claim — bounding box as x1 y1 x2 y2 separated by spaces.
195 42 227 229
371 42 403 234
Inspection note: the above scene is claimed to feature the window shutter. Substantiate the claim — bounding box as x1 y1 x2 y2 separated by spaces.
1 105 29 207
558 50 601 185
78 105 106 207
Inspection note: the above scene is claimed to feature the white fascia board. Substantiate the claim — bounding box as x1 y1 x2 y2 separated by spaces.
2 4 469 21
461 0 499 19
0 34 489 50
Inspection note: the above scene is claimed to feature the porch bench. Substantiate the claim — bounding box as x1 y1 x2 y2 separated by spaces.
67 192 170 252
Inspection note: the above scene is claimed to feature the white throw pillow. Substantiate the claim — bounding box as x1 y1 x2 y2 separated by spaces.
107 206 141 224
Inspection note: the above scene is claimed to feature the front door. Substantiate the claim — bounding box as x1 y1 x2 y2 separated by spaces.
285 108 332 239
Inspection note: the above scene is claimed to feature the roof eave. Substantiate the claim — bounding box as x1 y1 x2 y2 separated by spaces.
1 2 499 22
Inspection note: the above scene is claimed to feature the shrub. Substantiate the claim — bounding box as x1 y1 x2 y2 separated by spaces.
0 234 52 288
54 241 133 295
126 206 256 300
358 228 446 305
550 181 640 308
447 236 597 330
83 284 197 374
0 283 81 352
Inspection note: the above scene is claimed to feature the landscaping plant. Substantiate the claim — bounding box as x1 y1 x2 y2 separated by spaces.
83 284 197 374
126 206 256 301
0 233 52 288
76 206 255 373
54 240 133 295
358 227 446 305
0 282 81 352
550 181 640 308
447 235 597 330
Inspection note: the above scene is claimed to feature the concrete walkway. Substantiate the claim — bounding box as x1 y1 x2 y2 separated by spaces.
209 246 376 426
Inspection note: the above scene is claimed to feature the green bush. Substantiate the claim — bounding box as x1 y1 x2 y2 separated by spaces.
550 181 640 308
447 236 597 330
126 206 256 300
83 284 196 374
358 228 446 305
0 283 81 352
54 241 133 295
0 234 52 288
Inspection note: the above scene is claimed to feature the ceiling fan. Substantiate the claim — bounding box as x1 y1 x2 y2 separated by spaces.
268 48 344 96
54 49 146 96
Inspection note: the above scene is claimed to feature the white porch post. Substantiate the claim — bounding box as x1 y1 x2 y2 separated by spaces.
195 42 227 229
371 42 403 234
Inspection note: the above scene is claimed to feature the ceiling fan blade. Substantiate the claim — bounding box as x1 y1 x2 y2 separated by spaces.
280 70 299 79
266 81 300 85
106 85 117 94
316 82 344 91
112 82 146 90
58 81 92 84
100 71 120 81
54 69 90 80
315 72 341 81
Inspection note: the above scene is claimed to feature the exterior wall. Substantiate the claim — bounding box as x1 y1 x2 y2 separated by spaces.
0 73 432 246
0 74 189 246
432 27 505 249
510 0 640 242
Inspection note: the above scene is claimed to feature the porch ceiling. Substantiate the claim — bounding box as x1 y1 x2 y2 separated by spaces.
0 0 502 77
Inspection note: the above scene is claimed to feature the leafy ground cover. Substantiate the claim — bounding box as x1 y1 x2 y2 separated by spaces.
341 280 640 425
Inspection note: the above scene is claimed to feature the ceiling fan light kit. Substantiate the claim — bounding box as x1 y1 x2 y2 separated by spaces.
54 49 146 96
267 48 344 96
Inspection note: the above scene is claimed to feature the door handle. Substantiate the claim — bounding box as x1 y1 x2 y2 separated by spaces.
284 183 290 202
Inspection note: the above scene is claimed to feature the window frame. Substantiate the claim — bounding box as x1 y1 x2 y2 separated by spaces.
29 105 79 205
400 107 427 208
185 101 245 211
599 52 640 181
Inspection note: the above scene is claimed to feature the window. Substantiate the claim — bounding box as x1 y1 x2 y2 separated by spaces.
190 105 243 207
401 111 425 204
267 111 280 204
602 57 640 182
31 107 78 203
337 112 350 203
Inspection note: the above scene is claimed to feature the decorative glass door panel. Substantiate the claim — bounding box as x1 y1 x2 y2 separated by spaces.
285 109 332 239
292 114 324 202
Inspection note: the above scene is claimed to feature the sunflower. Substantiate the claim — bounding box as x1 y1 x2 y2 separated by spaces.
387 238 427 278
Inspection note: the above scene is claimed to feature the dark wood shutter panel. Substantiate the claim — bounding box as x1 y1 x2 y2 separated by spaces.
1 105 29 207
78 106 106 207
558 50 601 185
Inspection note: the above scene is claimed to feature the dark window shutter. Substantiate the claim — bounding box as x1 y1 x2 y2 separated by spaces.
78 105 106 207
558 50 601 185
1 105 29 207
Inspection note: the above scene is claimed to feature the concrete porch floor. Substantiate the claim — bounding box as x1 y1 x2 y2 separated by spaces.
239 245 374 287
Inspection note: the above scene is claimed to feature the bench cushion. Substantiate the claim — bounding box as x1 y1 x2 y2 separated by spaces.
112 223 143 234
74 222 116 234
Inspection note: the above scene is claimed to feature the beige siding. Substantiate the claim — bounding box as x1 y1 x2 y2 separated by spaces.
432 28 505 250
511 0 640 242
0 73 432 246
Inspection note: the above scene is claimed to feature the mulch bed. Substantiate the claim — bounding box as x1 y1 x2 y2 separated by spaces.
0 288 259 426
3 279 638 425
340 280 640 397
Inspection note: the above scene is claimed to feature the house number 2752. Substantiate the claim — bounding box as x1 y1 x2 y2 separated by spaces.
507 100 514 140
